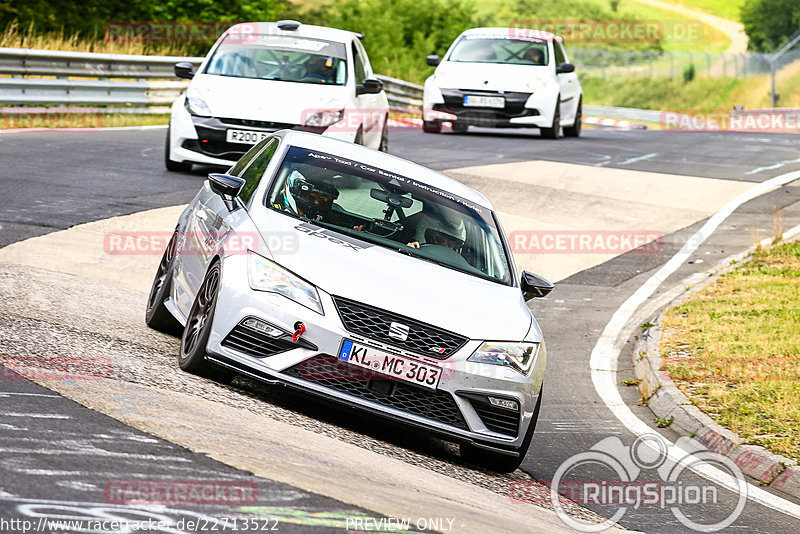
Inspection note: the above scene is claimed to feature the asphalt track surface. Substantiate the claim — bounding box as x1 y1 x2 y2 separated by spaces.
1 125 800 533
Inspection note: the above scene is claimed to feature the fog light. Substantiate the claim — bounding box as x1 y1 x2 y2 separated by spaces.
488 396 519 411
241 318 283 337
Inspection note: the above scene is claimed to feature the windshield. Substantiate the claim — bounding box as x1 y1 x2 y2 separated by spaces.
266 147 513 285
449 36 549 65
205 34 348 85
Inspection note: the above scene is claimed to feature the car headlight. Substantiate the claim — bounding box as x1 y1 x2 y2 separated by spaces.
247 251 323 314
304 108 344 128
185 90 212 117
468 342 540 374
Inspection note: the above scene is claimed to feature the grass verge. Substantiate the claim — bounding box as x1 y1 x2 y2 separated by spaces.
660 240 800 462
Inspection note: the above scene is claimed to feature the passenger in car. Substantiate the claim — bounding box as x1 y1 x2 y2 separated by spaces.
523 47 545 65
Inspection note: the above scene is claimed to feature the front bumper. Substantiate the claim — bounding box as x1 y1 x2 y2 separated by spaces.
206 254 545 453
169 99 359 166
423 88 557 129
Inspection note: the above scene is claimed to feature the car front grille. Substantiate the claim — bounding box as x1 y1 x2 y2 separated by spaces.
221 323 298 358
331 296 468 359
468 396 520 437
218 117 295 130
283 355 468 430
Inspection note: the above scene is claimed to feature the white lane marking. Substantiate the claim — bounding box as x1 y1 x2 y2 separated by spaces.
745 157 800 175
0 448 193 461
590 169 800 519
0 423 26 430
0 413 71 419
619 153 658 165
0 392 61 398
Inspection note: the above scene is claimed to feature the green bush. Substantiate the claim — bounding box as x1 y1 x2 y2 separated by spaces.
304 0 480 84
683 62 695 83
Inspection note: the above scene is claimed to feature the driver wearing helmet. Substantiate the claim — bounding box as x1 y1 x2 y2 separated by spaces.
407 203 466 251
278 170 341 223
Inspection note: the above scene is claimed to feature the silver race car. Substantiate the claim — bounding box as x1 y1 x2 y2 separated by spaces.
146 130 553 472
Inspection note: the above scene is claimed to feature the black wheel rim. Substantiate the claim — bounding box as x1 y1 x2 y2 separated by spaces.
183 266 219 355
147 233 176 311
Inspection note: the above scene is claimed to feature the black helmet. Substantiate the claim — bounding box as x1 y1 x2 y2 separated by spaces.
287 173 339 219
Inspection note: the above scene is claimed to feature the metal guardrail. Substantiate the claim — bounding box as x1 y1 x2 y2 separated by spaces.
0 47 423 112
583 105 663 123
0 47 200 79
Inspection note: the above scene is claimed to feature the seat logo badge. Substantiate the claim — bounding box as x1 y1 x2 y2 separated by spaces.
388 322 409 342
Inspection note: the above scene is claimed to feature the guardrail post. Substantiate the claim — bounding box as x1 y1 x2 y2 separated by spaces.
669 52 674 79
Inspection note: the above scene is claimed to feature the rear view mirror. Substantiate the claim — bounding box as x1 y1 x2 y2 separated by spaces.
356 78 383 95
370 188 413 208
521 270 554 300
174 62 196 79
426 54 441 67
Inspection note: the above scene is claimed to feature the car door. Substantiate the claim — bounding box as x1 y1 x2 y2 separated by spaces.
172 137 279 318
352 39 385 148
554 40 579 125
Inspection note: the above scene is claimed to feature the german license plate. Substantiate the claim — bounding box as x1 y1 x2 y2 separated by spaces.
463 95 505 108
338 340 441 389
225 129 271 144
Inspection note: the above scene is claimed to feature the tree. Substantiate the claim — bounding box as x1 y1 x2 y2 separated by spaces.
741 0 800 52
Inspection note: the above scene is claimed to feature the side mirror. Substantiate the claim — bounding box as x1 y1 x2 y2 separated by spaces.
426 54 440 67
521 270 554 300
356 78 383 95
556 62 575 74
174 62 196 79
208 173 245 210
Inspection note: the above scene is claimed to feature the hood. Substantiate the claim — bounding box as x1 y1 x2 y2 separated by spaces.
191 74 350 123
250 209 533 341
432 61 553 93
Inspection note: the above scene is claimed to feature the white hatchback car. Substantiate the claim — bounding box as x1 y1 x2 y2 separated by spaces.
166 20 390 171
422 27 582 138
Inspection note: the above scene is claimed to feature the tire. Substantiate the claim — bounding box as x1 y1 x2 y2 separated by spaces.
563 97 582 138
145 229 182 335
540 100 561 139
422 120 441 133
460 385 544 473
178 261 235 384
379 115 389 152
165 126 192 172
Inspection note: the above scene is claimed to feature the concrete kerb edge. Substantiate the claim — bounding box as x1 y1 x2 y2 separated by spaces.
630 232 800 498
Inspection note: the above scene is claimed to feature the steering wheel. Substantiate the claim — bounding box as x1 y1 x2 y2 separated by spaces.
301 73 328 83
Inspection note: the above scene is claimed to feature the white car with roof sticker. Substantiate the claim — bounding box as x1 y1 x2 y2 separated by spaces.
166 20 389 171
147 129 553 472
423 27 582 138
